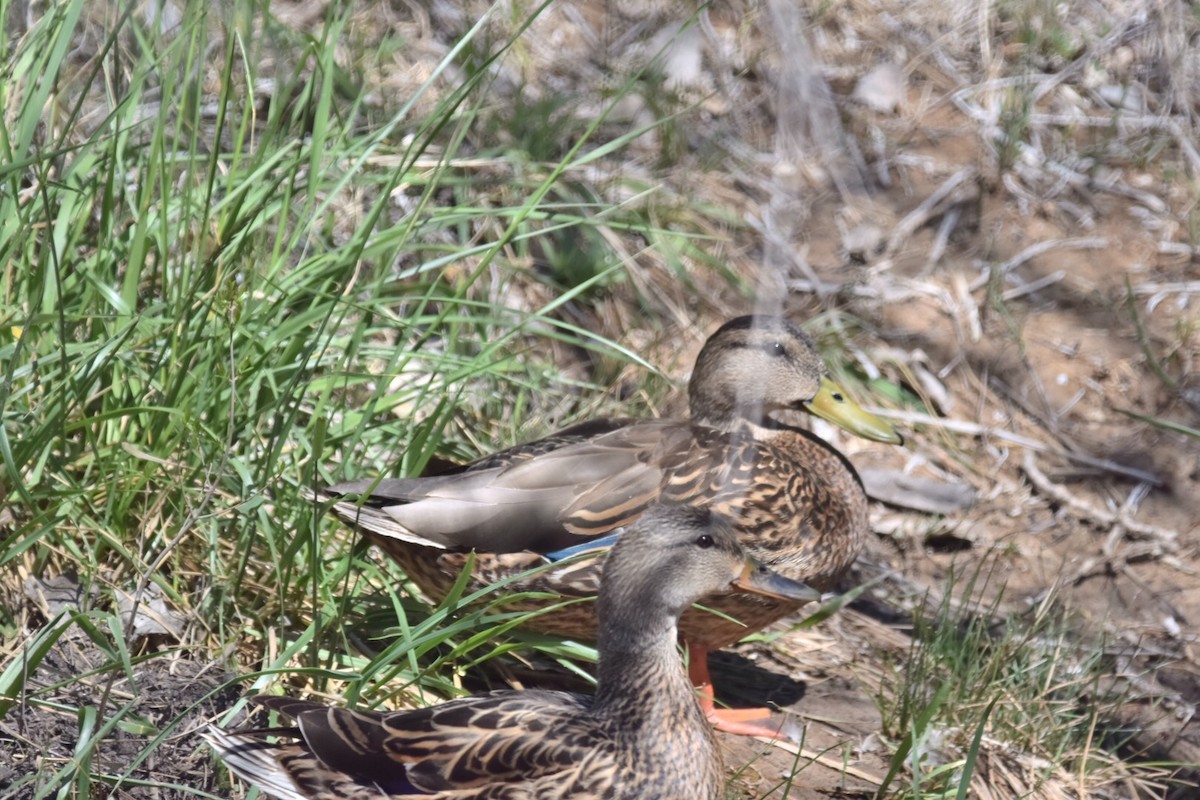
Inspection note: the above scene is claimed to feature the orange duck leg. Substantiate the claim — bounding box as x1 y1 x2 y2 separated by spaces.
687 642 792 740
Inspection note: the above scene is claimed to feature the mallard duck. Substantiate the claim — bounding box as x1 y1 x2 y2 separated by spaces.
205 504 818 800
322 315 903 737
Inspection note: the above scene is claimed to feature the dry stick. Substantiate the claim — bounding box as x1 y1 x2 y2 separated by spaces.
1131 280 1200 295
1028 12 1149 105
1029 109 1200 175
1002 269 1066 301
1019 450 1178 548
1170 120 1200 176
879 9 968 88
987 374 1078 455
873 408 1163 486
967 237 1108 291
1158 243 1200 257
882 166 977 258
762 736 883 785
1015 157 1168 214
950 81 1171 215
923 204 960 272
952 270 983 342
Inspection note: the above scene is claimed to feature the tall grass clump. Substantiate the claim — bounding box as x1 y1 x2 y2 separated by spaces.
0 1 734 795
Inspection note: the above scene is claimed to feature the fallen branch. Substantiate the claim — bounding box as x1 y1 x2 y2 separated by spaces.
1020 450 1178 551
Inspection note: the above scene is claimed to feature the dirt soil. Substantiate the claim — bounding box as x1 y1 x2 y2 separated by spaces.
699 163 1200 793
704 119 1200 797
0 610 236 798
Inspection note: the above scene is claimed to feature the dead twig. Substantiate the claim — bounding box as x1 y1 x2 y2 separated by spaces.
874 408 1164 486
968 238 1108 292
882 167 977 258
1020 451 1179 552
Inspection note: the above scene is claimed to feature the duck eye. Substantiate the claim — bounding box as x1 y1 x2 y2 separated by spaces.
765 341 786 357
695 534 715 549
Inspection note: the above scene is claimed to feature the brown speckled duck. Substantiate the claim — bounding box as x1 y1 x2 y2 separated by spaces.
205 504 817 800
322 315 903 737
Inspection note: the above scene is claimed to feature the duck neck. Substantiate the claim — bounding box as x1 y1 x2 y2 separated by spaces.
693 408 776 443
690 395 767 433
593 596 696 718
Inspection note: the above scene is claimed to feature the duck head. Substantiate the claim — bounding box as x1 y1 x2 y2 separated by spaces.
599 504 820 623
688 315 902 444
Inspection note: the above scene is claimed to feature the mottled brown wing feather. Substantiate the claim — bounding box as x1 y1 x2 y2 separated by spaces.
223 692 612 798
303 692 607 793
401 697 610 792
326 418 845 589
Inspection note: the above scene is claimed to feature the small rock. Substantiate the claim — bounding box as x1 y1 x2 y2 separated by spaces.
852 63 906 114
860 469 976 515
143 0 183 35
23 574 98 619
115 584 186 640
1097 83 1143 112
841 222 885 261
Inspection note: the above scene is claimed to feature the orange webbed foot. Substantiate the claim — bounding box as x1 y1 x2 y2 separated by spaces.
687 642 793 740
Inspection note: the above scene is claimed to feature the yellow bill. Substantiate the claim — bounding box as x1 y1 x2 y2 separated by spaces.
805 376 904 444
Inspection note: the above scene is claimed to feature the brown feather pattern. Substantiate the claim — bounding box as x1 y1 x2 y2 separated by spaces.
206 506 815 799
318 316 901 685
